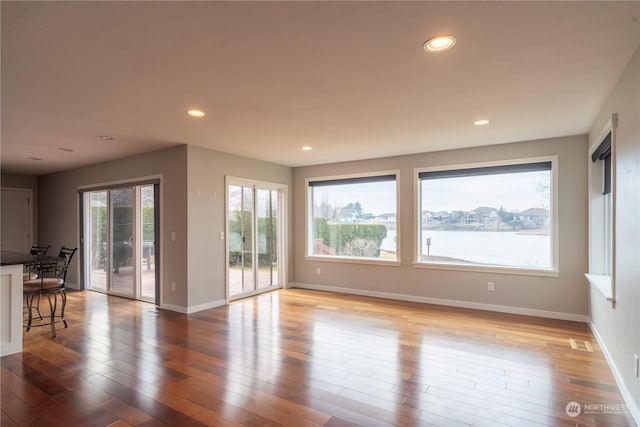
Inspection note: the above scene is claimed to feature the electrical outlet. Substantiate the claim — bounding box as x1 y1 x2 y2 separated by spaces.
219 231 224 240
316 267 321 275
171 282 176 291
634 354 639 377
487 282 495 292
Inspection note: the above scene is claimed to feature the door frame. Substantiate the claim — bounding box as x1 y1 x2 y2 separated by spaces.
225 176 288 302
78 176 161 305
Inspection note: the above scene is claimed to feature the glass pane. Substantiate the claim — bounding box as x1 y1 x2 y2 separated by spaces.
140 185 156 301
241 186 254 293
257 189 276 289
420 168 551 269
228 185 255 296
310 178 397 260
110 188 135 296
228 185 243 297
271 190 279 286
86 191 107 292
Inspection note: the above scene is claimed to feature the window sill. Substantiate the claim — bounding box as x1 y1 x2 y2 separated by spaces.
413 261 559 277
585 273 614 301
305 255 401 267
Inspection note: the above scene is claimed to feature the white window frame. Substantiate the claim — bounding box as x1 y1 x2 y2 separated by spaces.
413 156 559 277
305 170 401 266
585 114 616 304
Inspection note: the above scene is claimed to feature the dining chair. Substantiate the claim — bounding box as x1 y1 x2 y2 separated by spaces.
23 246 77 337
23 244 51 281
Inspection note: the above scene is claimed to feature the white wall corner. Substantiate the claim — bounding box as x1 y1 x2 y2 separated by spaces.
290 282 588 323
588 319 640 426
66 282 80 291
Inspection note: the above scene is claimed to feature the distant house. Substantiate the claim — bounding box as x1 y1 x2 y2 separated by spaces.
474 206 499 224
463 211 479 224
376 213 396 222
431 211 450 221
422 211 433 222
514 208 549 221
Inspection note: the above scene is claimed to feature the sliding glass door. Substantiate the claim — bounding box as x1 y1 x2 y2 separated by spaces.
257 188 279 289
86 191 108 292
228 185 254 295
110 188 135 297
227 178 285 300
83 184 158 303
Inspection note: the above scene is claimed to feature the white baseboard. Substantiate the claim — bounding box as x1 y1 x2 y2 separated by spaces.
160 299 226 314
160 302 187 314
291 282 588 322
187 299 226 314
588 320 640 425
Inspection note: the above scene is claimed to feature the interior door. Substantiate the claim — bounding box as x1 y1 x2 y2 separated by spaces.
0 189 32 252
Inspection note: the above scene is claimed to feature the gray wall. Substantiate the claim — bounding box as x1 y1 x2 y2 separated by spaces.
292 135 588 317
588 45 640 416
37 144 294 313
1 172 39 244
38 146 189 308
186 145 293 309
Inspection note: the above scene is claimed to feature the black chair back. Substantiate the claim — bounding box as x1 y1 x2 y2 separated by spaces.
30 244 51 256
56 246 77 286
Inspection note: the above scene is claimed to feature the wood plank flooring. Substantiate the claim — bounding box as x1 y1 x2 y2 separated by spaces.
1 289 636 426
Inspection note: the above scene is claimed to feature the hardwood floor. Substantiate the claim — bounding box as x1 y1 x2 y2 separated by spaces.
1 289 635 426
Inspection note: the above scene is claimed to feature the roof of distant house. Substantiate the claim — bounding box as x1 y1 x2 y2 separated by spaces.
517 208 549 216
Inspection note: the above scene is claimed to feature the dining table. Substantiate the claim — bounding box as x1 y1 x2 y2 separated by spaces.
0 250 64 356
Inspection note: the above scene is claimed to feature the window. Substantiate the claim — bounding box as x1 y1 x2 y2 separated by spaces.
416 158 556 272
307 172 399 263
586 123 615 302
591 132 613 275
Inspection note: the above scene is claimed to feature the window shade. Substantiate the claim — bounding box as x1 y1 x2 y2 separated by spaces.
591 132 612 163
77 178 160 193
419 162 551 180
592 132 612 195
308 174 396 187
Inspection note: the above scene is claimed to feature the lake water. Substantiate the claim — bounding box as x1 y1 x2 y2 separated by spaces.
381 229 550 268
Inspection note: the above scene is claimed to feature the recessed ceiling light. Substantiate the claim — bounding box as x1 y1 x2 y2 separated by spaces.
27 157 42 161
301 146 313 151
187 109 205 117
57 147 74 152
97 135 114 141
473 119 491 126
423 35 456 53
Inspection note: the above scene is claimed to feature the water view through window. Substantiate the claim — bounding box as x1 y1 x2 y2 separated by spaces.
309 174 398 261
418 162 553 269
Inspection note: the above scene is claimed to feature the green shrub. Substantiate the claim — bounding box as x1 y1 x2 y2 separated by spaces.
314 218 387 256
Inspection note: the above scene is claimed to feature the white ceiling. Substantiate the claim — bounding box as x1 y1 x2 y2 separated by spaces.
2 1 639 175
